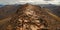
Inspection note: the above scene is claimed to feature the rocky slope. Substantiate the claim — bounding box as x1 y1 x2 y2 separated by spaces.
0 4 60 30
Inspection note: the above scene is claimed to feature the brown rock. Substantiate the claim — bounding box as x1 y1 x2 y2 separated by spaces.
0 4 60 30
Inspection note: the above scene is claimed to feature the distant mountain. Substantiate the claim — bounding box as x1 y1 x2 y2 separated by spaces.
0 5 5 7
0 5 21 19
39 4 60 17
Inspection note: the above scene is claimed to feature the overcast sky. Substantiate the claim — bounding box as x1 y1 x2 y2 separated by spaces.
0 0 60 5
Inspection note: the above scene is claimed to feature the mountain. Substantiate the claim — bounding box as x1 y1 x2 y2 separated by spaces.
0 4 60 30
0 4 60 20
39 4 60 17
0 5 21 19
0 5 5 7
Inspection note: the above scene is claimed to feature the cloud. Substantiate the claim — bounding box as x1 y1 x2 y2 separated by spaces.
0 0 60 5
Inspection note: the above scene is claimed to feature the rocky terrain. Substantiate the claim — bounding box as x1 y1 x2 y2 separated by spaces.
0 4 60 30
0 4 60 19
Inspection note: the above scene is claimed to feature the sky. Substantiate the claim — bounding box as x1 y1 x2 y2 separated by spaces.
0 0 60 5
